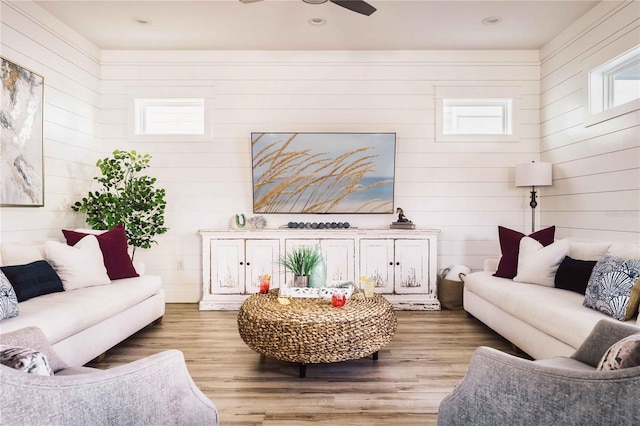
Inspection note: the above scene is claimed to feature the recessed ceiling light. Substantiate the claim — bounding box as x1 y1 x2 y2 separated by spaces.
308 17 326 26
482 16 501 25
303 0 328 4
133 17 152 25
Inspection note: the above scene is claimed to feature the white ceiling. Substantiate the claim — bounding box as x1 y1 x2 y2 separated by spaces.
34 0 600 51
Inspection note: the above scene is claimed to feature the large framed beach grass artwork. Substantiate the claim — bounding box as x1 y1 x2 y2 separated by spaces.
252 132 396 214
1 57 44 207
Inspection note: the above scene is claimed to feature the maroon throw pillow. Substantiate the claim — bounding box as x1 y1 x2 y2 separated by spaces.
493 226 555 279
62 224 139 280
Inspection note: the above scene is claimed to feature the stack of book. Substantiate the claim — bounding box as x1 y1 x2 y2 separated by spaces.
390 221 415 230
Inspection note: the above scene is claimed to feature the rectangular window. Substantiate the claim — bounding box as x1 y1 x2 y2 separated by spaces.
588 45 640 116
443 99 512 135
134 98 205 135
435 86 520 143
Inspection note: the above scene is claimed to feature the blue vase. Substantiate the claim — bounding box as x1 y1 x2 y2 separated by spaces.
309 244 327 288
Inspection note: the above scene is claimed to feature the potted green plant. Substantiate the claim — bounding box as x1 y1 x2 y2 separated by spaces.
278 246 321 287
71 149 167 259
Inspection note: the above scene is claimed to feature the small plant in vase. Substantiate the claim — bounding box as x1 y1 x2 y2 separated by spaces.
278 246 321 287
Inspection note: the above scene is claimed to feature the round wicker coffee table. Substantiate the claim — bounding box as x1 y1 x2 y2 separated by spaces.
237 289 397 377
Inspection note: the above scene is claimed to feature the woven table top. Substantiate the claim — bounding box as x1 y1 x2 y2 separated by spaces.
237 289 398 364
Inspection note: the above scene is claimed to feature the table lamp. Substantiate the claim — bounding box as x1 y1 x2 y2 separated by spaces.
515 161 552 232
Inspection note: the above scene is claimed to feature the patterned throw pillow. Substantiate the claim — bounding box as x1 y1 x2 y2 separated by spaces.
583 252 640 321
0 270 19 320
597 333 640 371
0 345 54 376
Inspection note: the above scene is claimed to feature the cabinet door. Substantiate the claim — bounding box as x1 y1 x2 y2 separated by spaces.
359 239 394 294
245 239 280 293
394 239 430 294
321 239 355 283
210 239 244 294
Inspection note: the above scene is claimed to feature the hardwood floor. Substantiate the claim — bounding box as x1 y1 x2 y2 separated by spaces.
90 304 518 425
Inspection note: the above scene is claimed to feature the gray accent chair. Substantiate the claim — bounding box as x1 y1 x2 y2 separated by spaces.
438 319 640 426
0 327 218 426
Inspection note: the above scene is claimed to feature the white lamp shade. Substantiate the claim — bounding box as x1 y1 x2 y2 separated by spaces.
515 162 552 187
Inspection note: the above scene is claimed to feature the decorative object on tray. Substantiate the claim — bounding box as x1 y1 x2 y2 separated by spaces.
280 285 354 300
285 222 351 229
308 244 327 288
390 207 415 229
278 246 321 287
231 213 247 229
1 57 44 207
248 215 266 229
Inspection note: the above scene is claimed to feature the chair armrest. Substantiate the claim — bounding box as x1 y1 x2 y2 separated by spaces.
571 319 640 367
438 347 640 426
1 349 218 426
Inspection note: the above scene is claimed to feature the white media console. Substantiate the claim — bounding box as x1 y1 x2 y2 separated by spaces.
199 228 440 310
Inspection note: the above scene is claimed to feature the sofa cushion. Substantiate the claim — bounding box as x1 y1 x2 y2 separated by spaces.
63 224 139 280
1 261 64 302
568 241 611 261
597 333 640 370
554 256 597 295
494 226 555 279
45 237 111 291
0 345 53 376
0 274 162 345
0 270 19 320
583 252 640 321
514 238 569 287
0 244 46 267
627 279 640 321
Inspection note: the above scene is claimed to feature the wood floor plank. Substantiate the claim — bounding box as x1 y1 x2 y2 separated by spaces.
90 304 518 425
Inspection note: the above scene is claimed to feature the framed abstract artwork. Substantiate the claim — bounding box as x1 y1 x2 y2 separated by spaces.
1 57 44 207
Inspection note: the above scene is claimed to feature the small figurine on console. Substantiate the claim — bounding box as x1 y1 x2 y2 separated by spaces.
396 207 410 223
391 207 415 229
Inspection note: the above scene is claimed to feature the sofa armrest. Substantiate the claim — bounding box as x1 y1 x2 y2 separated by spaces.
571 319 640 367
438 347 640 426
1 349 218 426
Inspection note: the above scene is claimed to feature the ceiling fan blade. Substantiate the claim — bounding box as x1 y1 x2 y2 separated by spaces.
330 0 376 16
239 0 264 3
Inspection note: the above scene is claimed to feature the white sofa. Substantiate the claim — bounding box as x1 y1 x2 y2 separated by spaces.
0 241 165 367
463 238 640 360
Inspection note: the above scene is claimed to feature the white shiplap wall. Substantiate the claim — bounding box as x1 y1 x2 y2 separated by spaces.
100 50 541 301
4 0 637 303
0 1 103 242
540 0 640 243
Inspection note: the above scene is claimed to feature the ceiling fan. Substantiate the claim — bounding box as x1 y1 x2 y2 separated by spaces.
239 0 377 16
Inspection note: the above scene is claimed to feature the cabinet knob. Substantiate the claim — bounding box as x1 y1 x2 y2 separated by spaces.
239 261 244 265
246 262 250 266
396 262 400 266
389 262 393 266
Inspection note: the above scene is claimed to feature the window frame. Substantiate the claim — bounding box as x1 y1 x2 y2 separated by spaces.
127 87 212 143
435 86 520 143
583 43 640 127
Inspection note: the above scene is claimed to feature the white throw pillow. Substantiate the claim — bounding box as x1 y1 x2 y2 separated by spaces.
45 236 111 291
514 237 570 287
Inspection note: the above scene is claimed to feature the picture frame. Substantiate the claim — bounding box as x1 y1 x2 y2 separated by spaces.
1 57 44 207
251 132 396 214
